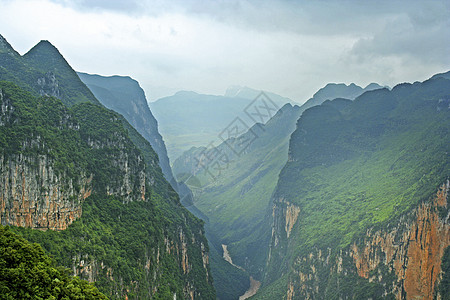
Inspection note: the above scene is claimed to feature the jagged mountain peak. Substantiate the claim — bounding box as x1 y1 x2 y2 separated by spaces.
6 39 101 106
25 40 59 55
23 39 80 76
313 82 363 97
364 82 383 90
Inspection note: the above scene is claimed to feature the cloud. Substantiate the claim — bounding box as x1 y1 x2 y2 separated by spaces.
0 0 448 102
49 0 144 14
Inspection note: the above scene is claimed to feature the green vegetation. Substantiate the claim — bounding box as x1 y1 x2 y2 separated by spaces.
0 225 107 299
0 81 215 299
77 72 175 189
12 192 215 299
0 36 98 107
260 75 450 298
172 104 301 298
0 35 215 299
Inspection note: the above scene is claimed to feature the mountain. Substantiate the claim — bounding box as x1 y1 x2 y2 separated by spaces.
77 72 175 188
150 89 293 161
224 85 295 105
256 75 450 299
0 34 99 106
300 82 384 110
0 35 215 299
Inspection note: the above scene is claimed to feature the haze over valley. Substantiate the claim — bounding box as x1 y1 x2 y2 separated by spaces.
0 1 449 299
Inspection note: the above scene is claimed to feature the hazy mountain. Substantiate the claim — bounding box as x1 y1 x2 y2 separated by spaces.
150 89 293 161
301 82 384 111
0 35 215 299
224 85 296 104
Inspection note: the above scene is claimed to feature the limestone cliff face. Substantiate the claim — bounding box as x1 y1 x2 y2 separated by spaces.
0 148 146 230
37 71 60 99
276 182 450 300
0 154 91 230
269 197 301 255
351 181 449 299
70 227 212 300
0 88 146 229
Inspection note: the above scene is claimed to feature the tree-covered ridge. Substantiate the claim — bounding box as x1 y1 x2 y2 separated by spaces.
0 81 215 298
76 72 177 197
13 191 214 299
260 75 450 298
0 225 108 299
276 77 449 250
0 35 98 106
0 81 87 176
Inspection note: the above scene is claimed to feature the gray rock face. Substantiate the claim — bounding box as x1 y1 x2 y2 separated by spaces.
0 153 91 230
37 71 60 98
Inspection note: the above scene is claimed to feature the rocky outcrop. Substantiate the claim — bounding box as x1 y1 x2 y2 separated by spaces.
271 197 301 242
37 71 60 99
0 154 91 230
351 181 450 299
285 202 300 239
103 150 146 204
278 181 450 299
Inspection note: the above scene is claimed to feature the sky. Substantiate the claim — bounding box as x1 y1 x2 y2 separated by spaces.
0 0 449 103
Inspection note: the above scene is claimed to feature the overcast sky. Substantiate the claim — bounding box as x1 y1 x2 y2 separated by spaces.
0 0 449 103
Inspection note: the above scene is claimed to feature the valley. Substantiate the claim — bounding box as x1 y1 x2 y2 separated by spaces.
0 2 449 299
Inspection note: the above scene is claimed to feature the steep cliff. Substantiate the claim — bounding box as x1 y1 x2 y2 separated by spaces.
0 35 215 299
76 72 175 189
351 181 449 299
274 181 449 300
257 74 450 299
0 153 91 230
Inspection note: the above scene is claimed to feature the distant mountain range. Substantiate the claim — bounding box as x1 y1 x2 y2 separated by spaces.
300 82 385 111
150 87 295 161
151 83 383 163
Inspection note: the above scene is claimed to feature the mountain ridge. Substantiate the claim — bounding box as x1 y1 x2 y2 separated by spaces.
258 72 450 299
0 34 215 299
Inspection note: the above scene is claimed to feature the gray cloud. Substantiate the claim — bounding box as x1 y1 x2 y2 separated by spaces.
350 1 450 66
0 0 448 102
49 0 143 13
